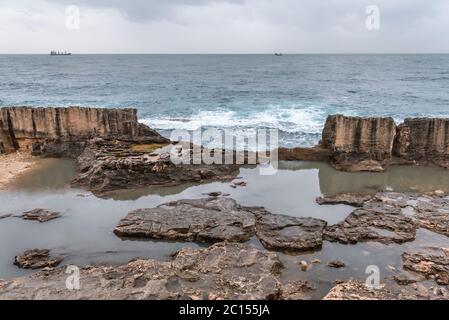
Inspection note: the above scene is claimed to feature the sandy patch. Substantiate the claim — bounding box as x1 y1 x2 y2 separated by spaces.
0 152 39 190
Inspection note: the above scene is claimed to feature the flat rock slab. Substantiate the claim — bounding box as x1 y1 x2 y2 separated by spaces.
324 208 418 245
21 209 61 222
14 249 63 270
72 140 239 195
323 279 448 300
251 208 327 252
0 243 303 300
323 194 418 244
114 198 256 243
323 280 397 300
412 196 449 237
402 247 449 285
316 193 373 207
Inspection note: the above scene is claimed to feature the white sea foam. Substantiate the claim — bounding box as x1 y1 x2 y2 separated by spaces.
140 105 326 135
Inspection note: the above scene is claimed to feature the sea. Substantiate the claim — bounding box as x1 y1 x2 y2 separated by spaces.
1 54 449 147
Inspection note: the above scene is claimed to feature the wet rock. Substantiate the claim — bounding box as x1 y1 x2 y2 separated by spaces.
324 206 418 245
230 180 247 188
413 196 449 237
299 260 309 272
321 115 397 172
323 279 443 300
323 280 397 300
327 260 346 268
203 191 222 197
280 280 314 300
402 247 449 285
0 243 292 300
21 209 61 222
316 193 373 207
114 198 256 243
0 106 167 156
312 259 321 264
394 118 449 169
14 249 62 270
372 192 449 238
251 208 327 252
276 146 331 162
72 140 238 194
393 272 419 285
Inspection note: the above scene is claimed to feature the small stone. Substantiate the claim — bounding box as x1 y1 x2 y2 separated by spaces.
311 259 321 264
316 193 373 207
21 209 61 223
203 191 222 197
387 265 397 272
393 272 418 285
434 190 445 196
14 249 63 270
300 260 308 272
327 260 346 268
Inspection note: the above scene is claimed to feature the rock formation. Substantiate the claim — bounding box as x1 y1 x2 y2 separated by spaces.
0 106 167 157
115 197 327 252
0 243 313 300
402 247 449 285
278 114 449 172
249 207 327 252
21 209 61 222
323 193 419 244
395 118 449 169
14 249 63 269
114 198 256 243
72 139 239 194
321 115 397 171
316 192 373 207
323 279 449 300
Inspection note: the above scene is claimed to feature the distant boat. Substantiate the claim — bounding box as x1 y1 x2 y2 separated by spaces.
50 51 72 56
274 53 283 56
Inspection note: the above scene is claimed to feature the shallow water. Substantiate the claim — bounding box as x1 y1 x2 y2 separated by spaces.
2 160 449 298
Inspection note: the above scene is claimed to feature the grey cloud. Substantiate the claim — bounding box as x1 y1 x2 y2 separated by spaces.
47 0 244 22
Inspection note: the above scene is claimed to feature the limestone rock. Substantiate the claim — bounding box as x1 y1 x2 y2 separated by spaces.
324 205 418 245
394 118 449 169
321 115 397 172
114 198 256 243
323 280 397 300
276 146 330 162
14 249 62 269
0 243 291 300
21 209 61 222
327 260 346 268
0 106 168 156
72 140 238 194
316 193 373 207
402 247 449 285
250 207 327 252
323 279 443 300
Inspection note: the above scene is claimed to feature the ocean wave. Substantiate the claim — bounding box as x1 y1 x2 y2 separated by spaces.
140 106 326 135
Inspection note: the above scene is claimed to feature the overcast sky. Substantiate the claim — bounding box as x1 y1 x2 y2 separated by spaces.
1 0 448 53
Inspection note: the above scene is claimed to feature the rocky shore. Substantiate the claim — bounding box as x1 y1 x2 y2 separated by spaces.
2 106 449 300
278 114 449 172
2 107 449 193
